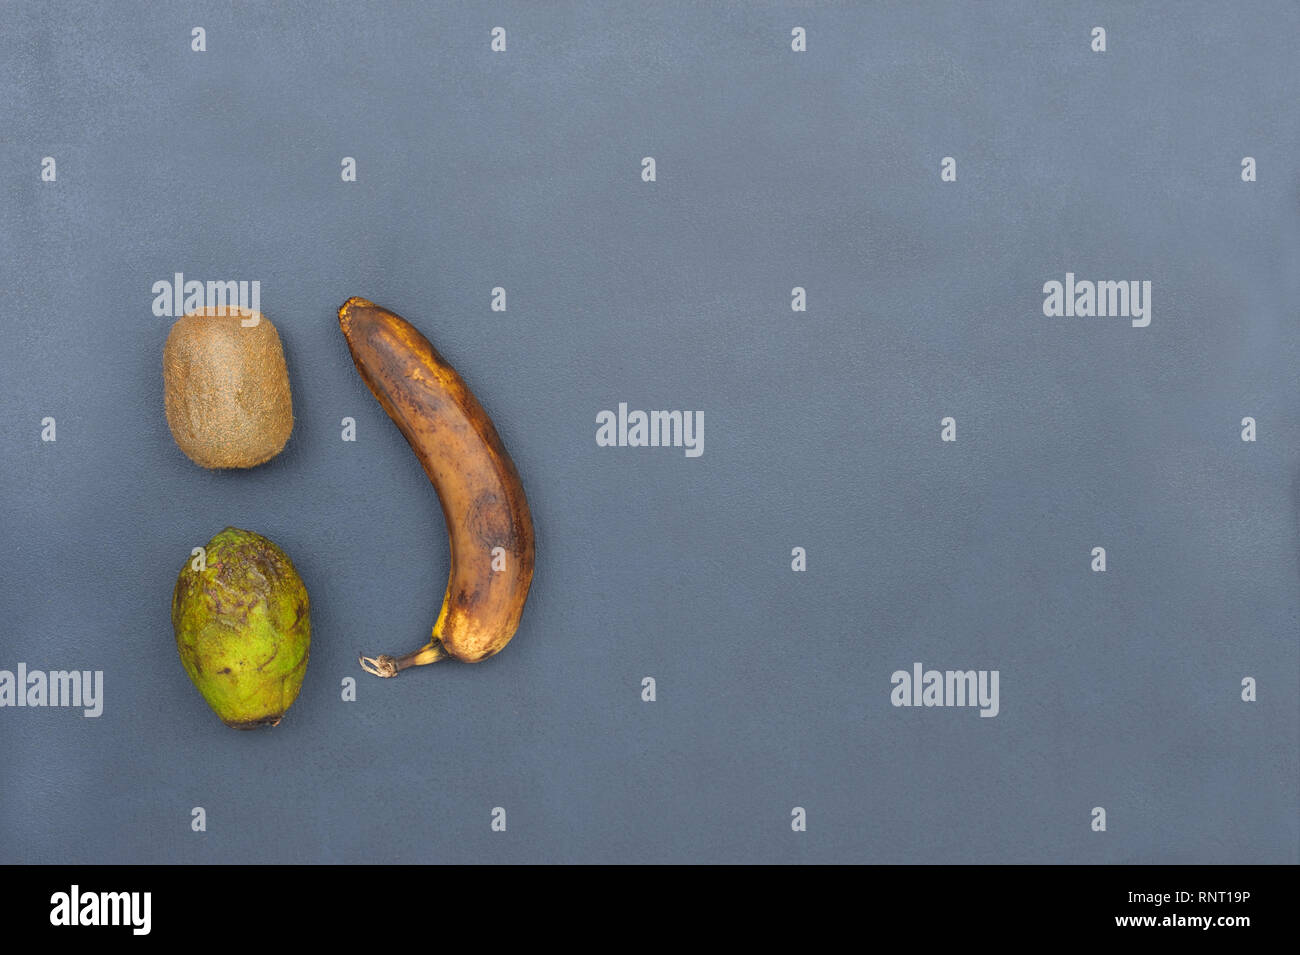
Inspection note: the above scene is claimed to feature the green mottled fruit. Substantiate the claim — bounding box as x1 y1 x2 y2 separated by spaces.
172 527 310 729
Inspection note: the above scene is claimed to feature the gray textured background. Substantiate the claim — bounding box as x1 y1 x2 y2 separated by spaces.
1 1 1297 864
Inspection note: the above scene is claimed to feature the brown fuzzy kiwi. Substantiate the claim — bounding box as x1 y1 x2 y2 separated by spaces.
163 307 294 469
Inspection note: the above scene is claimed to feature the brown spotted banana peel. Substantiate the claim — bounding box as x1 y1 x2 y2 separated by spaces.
339 297 535 677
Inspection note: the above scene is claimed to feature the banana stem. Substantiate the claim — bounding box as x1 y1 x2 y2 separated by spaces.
359 641 448 678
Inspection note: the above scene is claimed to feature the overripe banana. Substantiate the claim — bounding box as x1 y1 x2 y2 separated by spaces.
339 297 535 677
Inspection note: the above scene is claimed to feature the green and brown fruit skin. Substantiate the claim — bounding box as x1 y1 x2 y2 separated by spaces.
172 527 311 729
